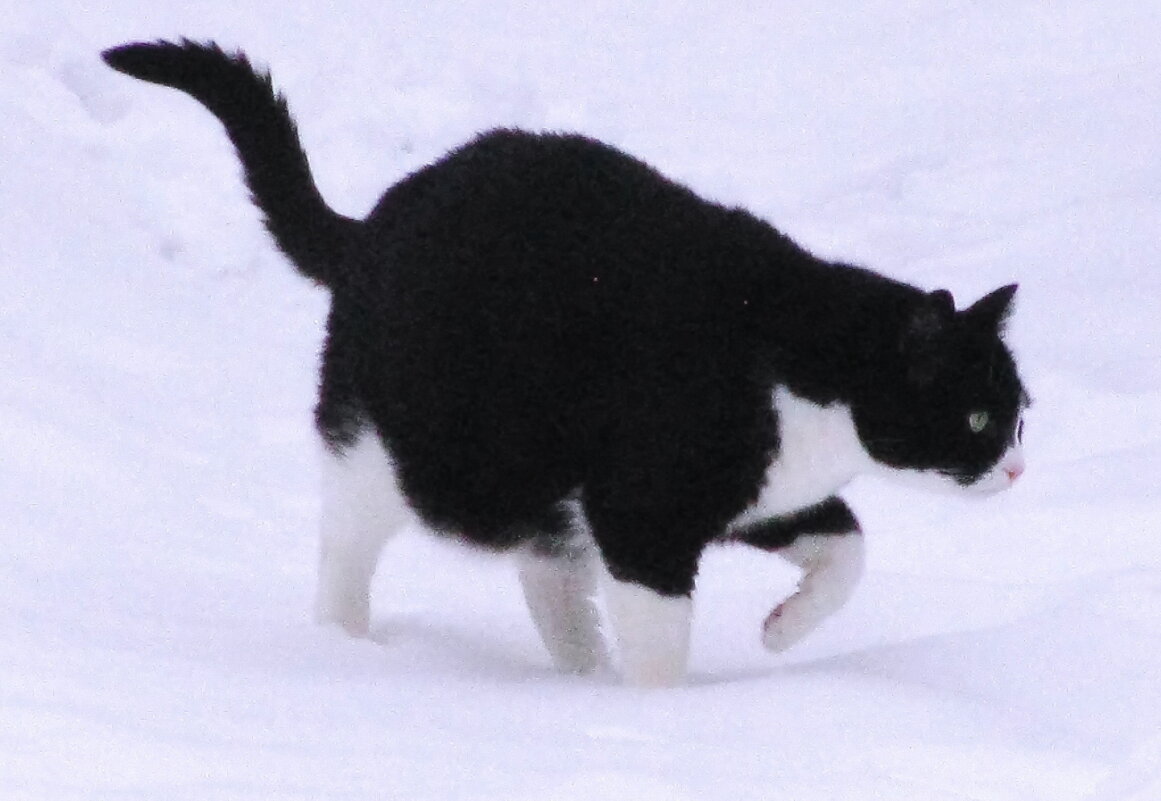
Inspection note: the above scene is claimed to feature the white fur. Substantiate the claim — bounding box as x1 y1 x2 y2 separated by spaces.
963 441 1026 495
314 430 410 636
765 532 865 651
732 387 874 528
603 577 692 687
517 540 610 674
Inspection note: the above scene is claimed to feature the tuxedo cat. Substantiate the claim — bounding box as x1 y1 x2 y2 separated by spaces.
104 40 1029 686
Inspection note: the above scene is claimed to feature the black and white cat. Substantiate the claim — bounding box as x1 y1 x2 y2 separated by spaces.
104 40 1029 686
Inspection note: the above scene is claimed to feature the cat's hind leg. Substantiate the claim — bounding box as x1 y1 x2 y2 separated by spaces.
729 497 865 652
314 429 410 637
518 531 610 675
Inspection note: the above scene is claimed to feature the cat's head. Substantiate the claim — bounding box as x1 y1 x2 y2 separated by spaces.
853 284 1029 495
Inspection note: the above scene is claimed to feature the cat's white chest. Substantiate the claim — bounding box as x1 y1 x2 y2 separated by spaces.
732 387 873 527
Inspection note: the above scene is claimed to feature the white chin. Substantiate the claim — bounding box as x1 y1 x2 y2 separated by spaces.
874 443 1025 497
964 446 1025 495
875 465 1014 497
964 474 1015 496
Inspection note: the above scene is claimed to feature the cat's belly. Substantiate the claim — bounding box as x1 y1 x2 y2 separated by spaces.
730 387 873 528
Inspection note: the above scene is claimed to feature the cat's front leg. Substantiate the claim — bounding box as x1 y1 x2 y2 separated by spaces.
586 502 704 687
763 530 864 652
602 575 694 688
730 497 865 652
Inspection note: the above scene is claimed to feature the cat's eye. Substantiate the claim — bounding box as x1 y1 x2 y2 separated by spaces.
967 411 990 434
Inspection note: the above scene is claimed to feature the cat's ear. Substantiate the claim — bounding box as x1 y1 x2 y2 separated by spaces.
902 289 955 384
964 283 1018 333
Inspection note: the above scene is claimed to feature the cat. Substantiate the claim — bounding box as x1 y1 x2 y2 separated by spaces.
103 40 1029 686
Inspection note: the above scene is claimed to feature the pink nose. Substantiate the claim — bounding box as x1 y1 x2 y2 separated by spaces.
1005 464 1024 482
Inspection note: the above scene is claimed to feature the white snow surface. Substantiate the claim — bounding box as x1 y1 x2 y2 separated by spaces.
4 2 1161 799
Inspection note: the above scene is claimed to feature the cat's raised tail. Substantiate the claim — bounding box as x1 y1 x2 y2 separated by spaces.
102 40 360 287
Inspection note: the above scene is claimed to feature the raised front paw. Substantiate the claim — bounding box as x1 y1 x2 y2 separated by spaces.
762 531 865 652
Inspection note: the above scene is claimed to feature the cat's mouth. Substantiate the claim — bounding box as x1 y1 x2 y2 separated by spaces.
950 457 1025 495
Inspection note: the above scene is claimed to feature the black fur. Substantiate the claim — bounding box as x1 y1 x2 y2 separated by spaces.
104 41 1027 599
728 497 860 551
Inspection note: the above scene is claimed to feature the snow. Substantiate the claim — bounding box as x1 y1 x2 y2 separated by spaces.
4 1 1161 798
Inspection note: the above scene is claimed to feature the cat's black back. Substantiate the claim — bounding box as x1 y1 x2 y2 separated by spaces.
320 131 902 551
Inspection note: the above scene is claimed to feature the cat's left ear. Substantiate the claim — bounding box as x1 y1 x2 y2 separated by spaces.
963 283 1018 333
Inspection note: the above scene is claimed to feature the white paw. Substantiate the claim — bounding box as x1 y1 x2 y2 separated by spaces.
314 593 371 638
552 635 611 676
764 532 865 652
604 579 692 687
761 598 821 652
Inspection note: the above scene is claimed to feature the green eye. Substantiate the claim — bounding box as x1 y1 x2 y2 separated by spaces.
968 411 990 434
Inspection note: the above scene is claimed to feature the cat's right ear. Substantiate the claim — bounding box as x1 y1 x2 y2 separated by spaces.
901 289 955 384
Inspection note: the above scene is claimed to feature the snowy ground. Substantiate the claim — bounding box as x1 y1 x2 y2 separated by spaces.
4 2 1161 799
